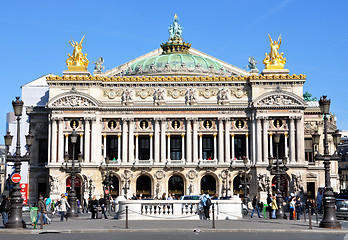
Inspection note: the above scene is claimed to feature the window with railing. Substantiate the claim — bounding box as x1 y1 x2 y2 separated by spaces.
305 138 314 162
203 135 214 160
106 136 118 160
170 136 182 160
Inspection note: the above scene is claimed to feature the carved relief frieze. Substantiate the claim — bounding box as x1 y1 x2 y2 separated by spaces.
51 95 97 108
231 88 247 99
103 89 122 99
256 94 302 106
199 88 217 99
136 88 153 99
167 88 186 99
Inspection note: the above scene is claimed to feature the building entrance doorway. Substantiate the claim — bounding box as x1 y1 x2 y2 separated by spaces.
136 175 152 198
307 182 315 199
201 175 216 195
168 175 184 198
233 175 249 197
110 176 119 198
272 175 288 196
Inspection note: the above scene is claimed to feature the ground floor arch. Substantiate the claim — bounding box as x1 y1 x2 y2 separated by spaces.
110 175 120 198
233 174 249 198
66 175 82 201
271 175 288 196
200 175 216 195
168 175 184 198
136 175 152 198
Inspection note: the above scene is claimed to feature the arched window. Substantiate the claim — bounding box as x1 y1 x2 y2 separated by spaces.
168 175 184 198
201 175 216 195
136 175 152 198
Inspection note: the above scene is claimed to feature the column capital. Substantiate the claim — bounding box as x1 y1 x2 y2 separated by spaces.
103 134 107 138
284 132 289 137
167 133 170 137
80 133 84 137
64 133 69 137
117 133 121 137
269 132 273 136
181 133 185 137
295 116 302 120
245 133 249 137
230 133 235 137
135 133 139 137
213 133 217 137
289 116 296 120
198 133 202 137
154 118 161 123
149 133 153 138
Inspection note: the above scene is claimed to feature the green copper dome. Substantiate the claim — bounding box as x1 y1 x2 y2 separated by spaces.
129 53 224 72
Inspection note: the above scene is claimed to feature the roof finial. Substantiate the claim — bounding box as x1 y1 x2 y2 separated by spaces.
174 13 178 19
168 15 183 42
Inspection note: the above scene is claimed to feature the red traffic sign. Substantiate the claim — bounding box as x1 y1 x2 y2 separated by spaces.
105 189 110 194
11 173 21 183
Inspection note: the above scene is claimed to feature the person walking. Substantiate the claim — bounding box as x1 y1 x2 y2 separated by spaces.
200 192 212 220
0 195 10 226
271 195 278 219
91 195 99 219
36 195 47 228
295 196 302 220
99 194 108 219
250 195 262 218
266 194 272 219
289 197 296 220
59 193 70 221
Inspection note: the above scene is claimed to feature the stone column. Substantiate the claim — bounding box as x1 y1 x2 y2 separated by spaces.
289 117 295 163
213 133 217 161
90 117 100 164
284 132 288 159
160 118 166 163
135 134 139 161
128 119 134 163
193 119 198 163
218 118 224 163
103 134 107 158
296 116 305 163
262 117 269 162
167 133 171 161
181 133 185 161
256 117 262 164
149 133 153 161
58 118 64 163
251 115 257 165
122 118 128 163
246 133 249 160
51 118 57 163
199 133 203 161
84 119 90 163
269 133 273 158
154 119 160 163
186 119 192 163
231 133 235 160
80 134 84 159
225 119 230 163
117 133 121 161
64 134 69 154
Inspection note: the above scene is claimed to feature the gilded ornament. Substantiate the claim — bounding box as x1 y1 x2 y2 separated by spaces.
66 36 89 71
263 34 286 70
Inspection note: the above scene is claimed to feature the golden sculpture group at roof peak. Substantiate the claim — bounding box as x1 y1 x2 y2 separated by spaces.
263 34 287 70
66 36 89 71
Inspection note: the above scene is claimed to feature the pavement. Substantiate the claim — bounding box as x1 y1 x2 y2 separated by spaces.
1 212 348 234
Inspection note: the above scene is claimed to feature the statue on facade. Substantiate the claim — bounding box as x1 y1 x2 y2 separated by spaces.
66 36 89 70
217 88 229 101
168 14 183 42
263 34 286 69
303 91 317 102
292 173 303 192
248 56 258 70
154 88 165 101
93 57 105 72
257 173 267 192
122 88 134 103
185 88 197 105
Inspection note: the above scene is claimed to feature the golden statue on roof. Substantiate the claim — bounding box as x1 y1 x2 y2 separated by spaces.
263 34 286 70
66 36 89 71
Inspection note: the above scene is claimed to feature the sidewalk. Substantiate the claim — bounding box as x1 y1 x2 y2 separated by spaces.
0 212 347 234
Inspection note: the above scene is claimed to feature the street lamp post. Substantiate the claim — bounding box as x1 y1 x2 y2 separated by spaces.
60 130 82 218
315 95 341 229
267 133 288 219
239 157 250 205
88 179 94 200
103 156 111 214
4 97 34 228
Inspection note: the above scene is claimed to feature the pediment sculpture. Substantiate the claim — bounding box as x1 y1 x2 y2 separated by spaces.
256 93 303 106
51 95 97 108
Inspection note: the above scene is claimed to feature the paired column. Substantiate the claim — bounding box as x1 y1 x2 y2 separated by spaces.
256 118 262 163
90 117 100 163
84 119 90 163
154 119 160 163
186 118 192 163
225 119 230 162
160 118 166 163
128 119 134 163
262 117 269 162
57 118 64 163
289 117 295 163
51 118 57 163
296 116 305 163
192 119 198 163
122 118 128 163
218 118 224 163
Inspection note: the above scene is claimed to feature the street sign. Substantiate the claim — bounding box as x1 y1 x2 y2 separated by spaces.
11 173 21 183
105 189 110 194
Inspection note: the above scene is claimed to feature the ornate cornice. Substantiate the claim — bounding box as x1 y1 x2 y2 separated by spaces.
46 74 306 83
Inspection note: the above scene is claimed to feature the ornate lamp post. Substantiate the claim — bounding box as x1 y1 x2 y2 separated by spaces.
4 97 34 228
121 179 130 198
267 133 288 219
61 130 82 218
239 157 250 204
315 95 341 229
88 179 94 200
103 156 112 214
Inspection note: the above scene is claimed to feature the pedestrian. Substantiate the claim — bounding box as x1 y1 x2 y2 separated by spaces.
289 197 295 220
271 195 278 219
0 195 10 226
36 195 47 228
200 192 212 220
59 193 70 221
295 196 302 220
250 195 261 218
266 194 272 219
161 193 167 200
99 194 108 219
91 195 99 219
131 193 137 200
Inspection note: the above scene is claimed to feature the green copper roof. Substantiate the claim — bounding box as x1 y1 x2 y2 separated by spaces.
129 53 224 72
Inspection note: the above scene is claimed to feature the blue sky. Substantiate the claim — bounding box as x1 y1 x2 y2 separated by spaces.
0 0 347 143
